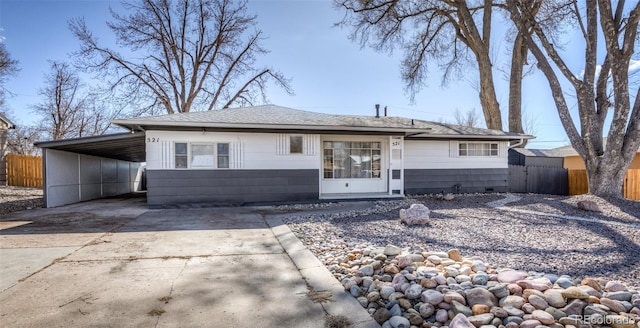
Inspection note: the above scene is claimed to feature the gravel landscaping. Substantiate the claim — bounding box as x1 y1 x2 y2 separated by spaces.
282 193 640 288
0 186 43 216
281 193 640 328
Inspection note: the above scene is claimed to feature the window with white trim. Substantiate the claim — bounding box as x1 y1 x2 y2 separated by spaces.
175 143 188 168
191 144 215 167
458 142 498 156
323 141 382 179
217 143 230 168
174 142 230 168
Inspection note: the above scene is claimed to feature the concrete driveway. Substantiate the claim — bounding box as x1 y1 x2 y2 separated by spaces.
0 196 377 328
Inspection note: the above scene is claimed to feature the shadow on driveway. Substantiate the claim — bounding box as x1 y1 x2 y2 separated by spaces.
0 196 335 328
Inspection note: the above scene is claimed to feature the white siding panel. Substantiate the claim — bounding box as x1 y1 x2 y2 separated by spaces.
404 140 508 169
449 140 459 158
117 161 131 194
45 149 81 207
45 149 137 207
230 141 244 169
304 134 319 156
276 134 287 155
145 131 321 170
102 158 119 196
79 155 102 200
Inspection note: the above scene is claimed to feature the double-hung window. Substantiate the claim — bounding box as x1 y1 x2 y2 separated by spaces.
458 143 498 156
217 143 230 168
174 142 230 168
175 143 188 168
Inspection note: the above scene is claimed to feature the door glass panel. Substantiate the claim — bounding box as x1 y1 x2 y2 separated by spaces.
350 148 371 178
323 149 333 178
333 148 350 178
372 149 381 178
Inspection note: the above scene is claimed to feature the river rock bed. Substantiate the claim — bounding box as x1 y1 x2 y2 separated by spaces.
337 246 639 328
281 194 640 327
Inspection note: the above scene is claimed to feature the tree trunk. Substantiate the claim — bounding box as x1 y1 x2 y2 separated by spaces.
508 33 527 146
585 157 628 197
477 55 502 130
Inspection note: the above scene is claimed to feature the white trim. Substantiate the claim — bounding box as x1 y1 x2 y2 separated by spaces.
457 141 500 157
449 140 459 158
231 141 244 169
319 135 389 195
276 134 288 155
172 141 231 169
289 135 304 154
303 134 319 156
190 143 216 168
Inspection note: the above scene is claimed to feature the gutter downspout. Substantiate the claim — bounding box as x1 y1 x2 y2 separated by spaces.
509 138 525 149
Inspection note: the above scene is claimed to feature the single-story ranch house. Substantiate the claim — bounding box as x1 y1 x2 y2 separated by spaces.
36 105 532 208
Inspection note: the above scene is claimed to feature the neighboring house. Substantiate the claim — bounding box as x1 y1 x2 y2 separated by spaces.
36 105 531 208
550 141 640 170
508 148 564 168
0 113 16 186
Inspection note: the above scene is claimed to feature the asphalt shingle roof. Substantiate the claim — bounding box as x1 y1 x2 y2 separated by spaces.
112 104 528 138
510 148 565 157
516 137 640 158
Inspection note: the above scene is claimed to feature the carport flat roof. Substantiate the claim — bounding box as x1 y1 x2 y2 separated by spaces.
35 132 146 162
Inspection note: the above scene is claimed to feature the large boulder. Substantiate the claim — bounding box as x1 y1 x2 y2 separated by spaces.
399 203 430 225
577 200 600 212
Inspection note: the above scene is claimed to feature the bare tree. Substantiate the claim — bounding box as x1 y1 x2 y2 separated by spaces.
0 43 19 107
453 108 482 128
69 0 292 115
506 0 640 197
33 61 114 140
335 0 503 130
6 125 41 156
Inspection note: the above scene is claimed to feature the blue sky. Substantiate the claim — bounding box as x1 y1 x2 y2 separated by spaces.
0 0 589 148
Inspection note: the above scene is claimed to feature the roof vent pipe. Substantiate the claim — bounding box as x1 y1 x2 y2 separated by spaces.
375 104 380 118
384 106 387 117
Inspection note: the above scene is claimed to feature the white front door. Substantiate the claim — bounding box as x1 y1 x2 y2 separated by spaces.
321 138 388 194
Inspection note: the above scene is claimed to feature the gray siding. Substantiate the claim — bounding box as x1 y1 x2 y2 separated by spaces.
405 168 508 194
508 149 564 168
508 165 568 195
146 169 319 207
508 151 525 166
525 157 564 168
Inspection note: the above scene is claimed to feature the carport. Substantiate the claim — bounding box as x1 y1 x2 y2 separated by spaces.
35 132 147 208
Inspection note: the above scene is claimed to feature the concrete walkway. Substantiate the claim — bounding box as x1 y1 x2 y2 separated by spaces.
0 197 379 328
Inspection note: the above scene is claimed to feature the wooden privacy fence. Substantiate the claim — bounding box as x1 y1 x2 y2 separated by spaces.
6 154 43 187
508 165 569 195
568 169 640 200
